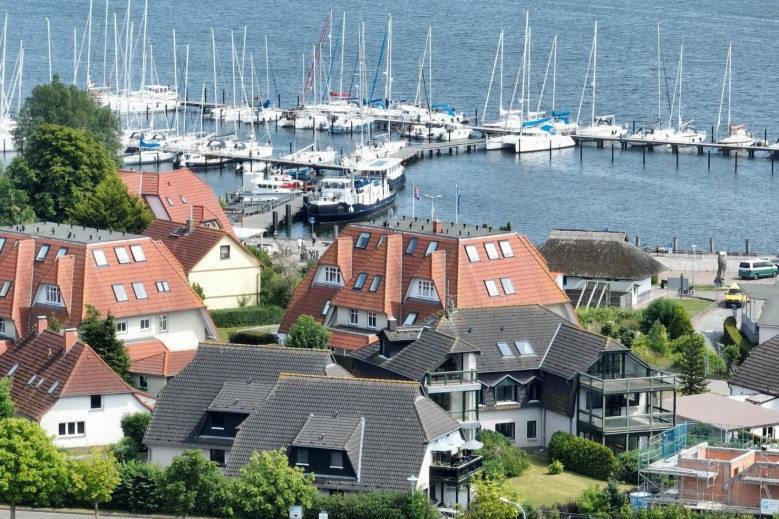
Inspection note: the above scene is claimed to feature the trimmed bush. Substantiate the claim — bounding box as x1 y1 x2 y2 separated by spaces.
617 449 639 484
228 330 278 345
110 461 165 514
548 459 564 475
210 305 284 328
476 429 531 478
121 412 150 450
303 491 432 519
548 431 618 480
723 315 752 363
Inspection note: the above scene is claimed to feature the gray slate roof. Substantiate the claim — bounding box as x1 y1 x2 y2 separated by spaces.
226 375 460 492
742 283 779 327
538 229 667 280
144 343 349 449
208 381 276 413
730 334 779 396
542 323 625 378
379 329 480 381
292 414 363 449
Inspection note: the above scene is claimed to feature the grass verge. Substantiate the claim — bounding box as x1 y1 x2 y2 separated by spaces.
663 297 712 319
217 325 279 343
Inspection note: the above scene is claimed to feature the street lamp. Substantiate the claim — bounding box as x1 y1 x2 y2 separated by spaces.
499 497 527 519
691 244 697 288
407 475 419 496
424 194 442 221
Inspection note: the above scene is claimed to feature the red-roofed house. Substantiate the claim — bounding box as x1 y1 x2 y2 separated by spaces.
279 219 575 354
118 169 235 239
0 319 153 448
0 222 218 354
143 219 262 309
126 339 197 395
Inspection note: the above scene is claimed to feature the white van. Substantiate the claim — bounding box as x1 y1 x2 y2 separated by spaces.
738 259 778 280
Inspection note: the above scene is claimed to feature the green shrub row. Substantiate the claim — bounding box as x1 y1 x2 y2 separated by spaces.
210 305 284 328
548 431 618 480
722 316 743 347
228 330 278 345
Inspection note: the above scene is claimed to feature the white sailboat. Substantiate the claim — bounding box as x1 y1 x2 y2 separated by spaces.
715 42 754 149
665 41 706 146
575 22 628 139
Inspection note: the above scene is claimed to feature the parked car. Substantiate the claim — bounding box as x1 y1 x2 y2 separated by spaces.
738 259 778 280
724 283 748 308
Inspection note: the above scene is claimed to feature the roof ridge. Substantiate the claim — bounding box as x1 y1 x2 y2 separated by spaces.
278 373 421 386
204 342 332 354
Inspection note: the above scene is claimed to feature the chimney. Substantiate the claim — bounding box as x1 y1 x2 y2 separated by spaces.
433 220 443 234
387 317 397 332
185 218 194 235
36 315 48 334
63 328 79 353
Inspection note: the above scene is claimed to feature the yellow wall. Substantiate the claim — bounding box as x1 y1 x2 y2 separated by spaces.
189 236 262 309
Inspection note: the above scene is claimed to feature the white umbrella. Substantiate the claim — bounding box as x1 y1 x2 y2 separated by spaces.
462 439 484 451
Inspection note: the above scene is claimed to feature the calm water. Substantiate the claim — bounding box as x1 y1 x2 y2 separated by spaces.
3 0 779 252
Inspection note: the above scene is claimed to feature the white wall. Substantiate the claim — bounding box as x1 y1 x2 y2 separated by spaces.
545 409 575 446
41 393 149 448
190 237 262 310
331 306 386 332
131 373 169 396
118 308 209 351
760 326 779 345
479 406 544 449
148 445 190 467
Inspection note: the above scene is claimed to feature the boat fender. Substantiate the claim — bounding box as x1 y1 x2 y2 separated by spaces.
348 205 354 213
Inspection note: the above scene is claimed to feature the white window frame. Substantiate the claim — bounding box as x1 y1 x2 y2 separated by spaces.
114 247 131 264
322 300 332 316
324 266 342 285
58 421 86 437
499 240 514 258
116 321 127 334
485 279 500 297
465 244 480 262
501 277 516 295
92 249 108 267
368 312 377 329
112 284 129 302
484 242 499 260
140 318 151 332
130 245 146 262
418 279 435 299
132 282 148 299
45 285 62 305
349 308 359 326
158 314 168 333
156 281 171 292
403 312 418 326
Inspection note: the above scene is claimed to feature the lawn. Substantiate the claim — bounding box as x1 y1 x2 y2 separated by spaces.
663 297 713 319
505 453 625 507
216 324 279 342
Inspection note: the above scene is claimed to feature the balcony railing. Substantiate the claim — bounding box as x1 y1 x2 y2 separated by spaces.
578 411 675 434
429 456 483 483
425 370 479 387
579 373 677 394
448 409 479 422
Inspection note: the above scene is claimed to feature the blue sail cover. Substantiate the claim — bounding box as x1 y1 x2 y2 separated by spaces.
552 111 571 124
139 139 161 148
522 117 551 128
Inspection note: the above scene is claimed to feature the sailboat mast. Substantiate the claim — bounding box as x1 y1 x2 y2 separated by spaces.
172 29 178 134
552 36 557 112
520 11 529 122
592 21 597 126
46 17 52 83
1 14 6 118
265 34 271 106
385 15 392 105
141 0 148 90
727 43 732 133
211 28 218 134
339 12 345 100
678 42 683 128
183 43 189 136
657 25 661 123
102 0 108 88
86 0 93 88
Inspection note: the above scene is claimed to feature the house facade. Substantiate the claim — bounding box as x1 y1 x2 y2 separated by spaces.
144 220 262 309
740 284 779 344
348 305 677 454
280 219 575 354
730 333 779 409
538 229 666 308
0 321 152 448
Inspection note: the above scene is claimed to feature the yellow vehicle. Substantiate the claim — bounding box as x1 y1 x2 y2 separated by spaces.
725 283 747 308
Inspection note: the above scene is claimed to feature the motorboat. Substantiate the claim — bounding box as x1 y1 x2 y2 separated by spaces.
305 176 397 223
514 123 575 153
346 157 406 190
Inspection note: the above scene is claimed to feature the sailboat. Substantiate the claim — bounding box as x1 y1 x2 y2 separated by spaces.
0 17 21 153
575 22 628 139
715 42 754 149
664 41 706 146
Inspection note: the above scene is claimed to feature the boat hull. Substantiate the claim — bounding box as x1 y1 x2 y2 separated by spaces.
305 191 398 223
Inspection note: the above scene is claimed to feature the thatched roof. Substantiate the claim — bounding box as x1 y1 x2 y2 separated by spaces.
538 229 667 280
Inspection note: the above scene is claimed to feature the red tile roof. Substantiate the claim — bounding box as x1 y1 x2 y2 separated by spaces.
0 329 141 420
0 224 209 337
118 169 235 239
281 222 571 351
126 340 196 377
329 330 378 351
143 220 227 273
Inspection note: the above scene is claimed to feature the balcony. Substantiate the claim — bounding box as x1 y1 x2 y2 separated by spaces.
578 410 675 434
425 370 479 387
429 455 483 484
579 373 677 394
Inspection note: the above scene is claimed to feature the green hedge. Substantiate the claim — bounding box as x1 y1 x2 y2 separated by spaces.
723 316 742 346
548 431 618 480
210 305 284 327
228 330 278 345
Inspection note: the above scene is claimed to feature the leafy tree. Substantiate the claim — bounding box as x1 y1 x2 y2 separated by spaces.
0 377 15 419
647 321 669 356
68 450 121 519
465 475 524 519
0 418 68 519
111 461 166 514
285 315 331 349
0 172 36 225
476 430 530 478
192 282 206 301
673 334 708 396
233 448 317 519
724 344 741 373
6 124 115 222
576 479 629 518
13 75 121 160
616 450 639 484
164 450 225 518
640 299 694 340
78 305 131 381
120 412 150 450
68 174 153 234
47 312 62 333
110 437 138 463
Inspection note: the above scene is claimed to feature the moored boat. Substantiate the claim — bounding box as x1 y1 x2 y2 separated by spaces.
305 176 397 223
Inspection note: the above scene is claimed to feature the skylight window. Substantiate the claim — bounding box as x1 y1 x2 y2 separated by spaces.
28 374 37 385
485 279 499 297
356 233 371 249
92 249 108 267
322 299 331 316
354 273 368 290
0 238 5 253
425 241 439 256
166 197 175 206
499 240 514 258
484 242 499 260
403 312 418 326
7 363 18 376
180 195 188 203
369 275 383 292
35 244 50 262
47 381 60 394
112 284 129 302
501 278 515 295
377 235 387 248
114 247 131 264
0 281 11 297
56 247 68 259
515 341 535 356
406 237 419 255
130 245 146 262
132 282 148 299
156 281 171 292
465 244 480 262
497 342 513 357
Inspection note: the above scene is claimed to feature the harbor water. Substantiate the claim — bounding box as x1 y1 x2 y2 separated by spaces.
3 0 779 252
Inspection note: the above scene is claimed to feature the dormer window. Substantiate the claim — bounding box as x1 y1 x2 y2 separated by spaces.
418 280 435 299
356 233 371 248
330 451 344 469
496 378 519 402
45 285 62 305
296 448 309 466
323 266 342 285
